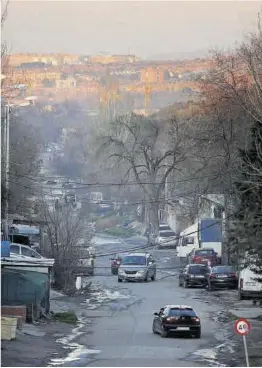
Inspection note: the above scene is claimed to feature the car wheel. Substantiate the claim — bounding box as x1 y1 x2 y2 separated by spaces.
144 272 148 282
160 327 168 338
151 272 156 281
238 290 244 300
195 329 201 338
152 322 157 334
118 278 122 283
183 280 188 288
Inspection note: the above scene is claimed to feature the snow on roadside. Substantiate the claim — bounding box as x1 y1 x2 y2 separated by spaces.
48 317 101 367
83 286 131 309
93 235 122 245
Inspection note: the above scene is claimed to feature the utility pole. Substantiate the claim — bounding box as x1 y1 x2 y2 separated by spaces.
3 104 10 240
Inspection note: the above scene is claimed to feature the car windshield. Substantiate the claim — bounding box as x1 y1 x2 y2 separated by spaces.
159 231 176 237
168 308 196 317
122 255 146 265
195 249 214 256
212 266 233 274
189 266 209 274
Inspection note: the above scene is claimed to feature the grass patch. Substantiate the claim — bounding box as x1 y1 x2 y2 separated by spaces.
53 311 78 324
227 311 239 321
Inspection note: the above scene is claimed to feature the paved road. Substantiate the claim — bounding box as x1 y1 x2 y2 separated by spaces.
61 234 231 367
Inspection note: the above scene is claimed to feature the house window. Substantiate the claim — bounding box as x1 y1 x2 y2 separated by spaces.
214 207 223 219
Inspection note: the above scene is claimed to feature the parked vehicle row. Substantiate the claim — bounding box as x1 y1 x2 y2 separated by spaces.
178 263 238 291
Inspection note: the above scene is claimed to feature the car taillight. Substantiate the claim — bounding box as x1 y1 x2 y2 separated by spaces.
166 317 178 322
193 256 200 262
240 278 243 288
192 317 200 322
210 273 215 278
231 272 236 277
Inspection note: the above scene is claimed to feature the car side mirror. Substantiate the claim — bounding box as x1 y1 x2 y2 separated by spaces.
153 312 159 316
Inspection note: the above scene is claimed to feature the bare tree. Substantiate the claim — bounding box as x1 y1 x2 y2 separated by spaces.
37 198 90 291
98 113 191 237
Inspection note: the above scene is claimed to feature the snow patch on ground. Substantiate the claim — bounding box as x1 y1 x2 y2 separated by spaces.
48 318 100 367
83 287 131 309
93 235 121 245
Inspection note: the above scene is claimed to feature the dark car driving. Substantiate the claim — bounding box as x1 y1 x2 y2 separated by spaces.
187 248 220 267
178 264 209 288
206 265 238 291
152 305 201 338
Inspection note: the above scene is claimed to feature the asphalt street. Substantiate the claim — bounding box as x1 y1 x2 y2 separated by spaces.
64 234 232 367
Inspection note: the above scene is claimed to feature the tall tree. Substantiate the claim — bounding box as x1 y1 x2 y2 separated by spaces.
99 113 191 238
233 120 262 279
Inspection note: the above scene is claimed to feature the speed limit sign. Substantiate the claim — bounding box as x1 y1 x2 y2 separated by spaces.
234 318 250 336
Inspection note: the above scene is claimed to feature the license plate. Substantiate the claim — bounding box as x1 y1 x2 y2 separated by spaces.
245 282 255 285
218 275 227 278
195 275 204 278
176 327 190 331
126 274 136 277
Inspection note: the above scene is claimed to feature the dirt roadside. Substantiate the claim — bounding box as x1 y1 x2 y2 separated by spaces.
1 320 73 367
201 289 262 367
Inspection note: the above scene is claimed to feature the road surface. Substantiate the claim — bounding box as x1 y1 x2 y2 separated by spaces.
51 234 232 367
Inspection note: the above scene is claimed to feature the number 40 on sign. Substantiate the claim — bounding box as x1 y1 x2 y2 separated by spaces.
234 318 251 335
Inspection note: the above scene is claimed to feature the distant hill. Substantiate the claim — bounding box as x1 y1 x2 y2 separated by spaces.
149 49 210 61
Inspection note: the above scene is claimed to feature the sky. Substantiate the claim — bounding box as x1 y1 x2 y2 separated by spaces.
2 0 262 59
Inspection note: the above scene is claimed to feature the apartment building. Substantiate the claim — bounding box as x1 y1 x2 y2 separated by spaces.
140 66 165 84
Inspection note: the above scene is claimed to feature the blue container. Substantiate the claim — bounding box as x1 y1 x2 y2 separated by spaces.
1 240 10 258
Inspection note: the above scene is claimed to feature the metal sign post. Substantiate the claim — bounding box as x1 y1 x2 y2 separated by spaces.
234 318 251 367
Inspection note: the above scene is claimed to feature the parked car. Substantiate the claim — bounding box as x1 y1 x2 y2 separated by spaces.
156 230 178 249
206 265 238 291
152 304 201 338
117 253 156 282
178 264 209 288
10 243 43 258
238 266 262 301
187 248 220 267
159 223 171 231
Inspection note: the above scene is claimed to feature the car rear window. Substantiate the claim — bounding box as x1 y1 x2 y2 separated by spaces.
168 308 196 317
212 266 233 273
189 266 209 274
159 231 176 237
195 249 214 256
122 255 146 265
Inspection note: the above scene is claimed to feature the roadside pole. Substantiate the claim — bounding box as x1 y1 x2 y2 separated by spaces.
234 318 251 367
3 104 10 240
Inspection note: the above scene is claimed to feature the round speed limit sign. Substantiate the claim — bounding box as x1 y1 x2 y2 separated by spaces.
234 318 250 336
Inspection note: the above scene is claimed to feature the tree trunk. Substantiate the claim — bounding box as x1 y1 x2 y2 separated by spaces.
148 200 160 244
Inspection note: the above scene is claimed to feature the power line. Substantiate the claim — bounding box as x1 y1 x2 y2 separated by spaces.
8 170 230 189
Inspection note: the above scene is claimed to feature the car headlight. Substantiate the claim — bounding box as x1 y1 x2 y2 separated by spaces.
190 274 194 278
137 270 146 275
118 270 124 275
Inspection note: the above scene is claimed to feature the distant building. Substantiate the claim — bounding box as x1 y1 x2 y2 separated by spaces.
140 67 165 84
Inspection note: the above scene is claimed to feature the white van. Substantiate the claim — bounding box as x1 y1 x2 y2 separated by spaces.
238 267 262 300
177 223 198 260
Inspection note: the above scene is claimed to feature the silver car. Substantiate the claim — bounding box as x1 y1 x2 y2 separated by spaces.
118 253 156 282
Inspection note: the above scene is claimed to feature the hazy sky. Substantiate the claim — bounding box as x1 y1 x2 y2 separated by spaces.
2 1 262 59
